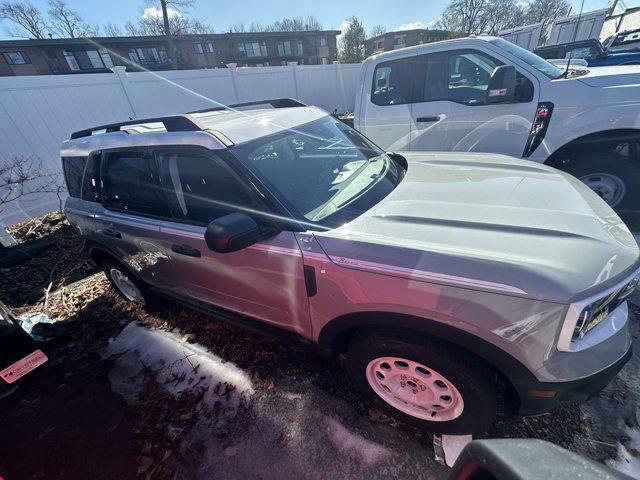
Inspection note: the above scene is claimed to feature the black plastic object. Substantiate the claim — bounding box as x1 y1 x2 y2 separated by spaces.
448 439 633 480
522 102 554 158
188 98 307 114
70 115 206 139
486 65 517 104
205 213 276 253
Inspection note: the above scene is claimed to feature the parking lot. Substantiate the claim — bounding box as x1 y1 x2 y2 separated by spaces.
0 215 639 479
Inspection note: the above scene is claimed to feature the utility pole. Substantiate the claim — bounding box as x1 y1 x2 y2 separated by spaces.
160 0 178 69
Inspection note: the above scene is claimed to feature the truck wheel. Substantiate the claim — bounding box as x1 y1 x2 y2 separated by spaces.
102 260 155 307
347 328 497 434
565 152 640 226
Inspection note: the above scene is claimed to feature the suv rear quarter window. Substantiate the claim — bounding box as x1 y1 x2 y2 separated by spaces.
61 156 86 198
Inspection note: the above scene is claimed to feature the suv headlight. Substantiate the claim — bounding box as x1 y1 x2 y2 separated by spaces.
558 271 639 352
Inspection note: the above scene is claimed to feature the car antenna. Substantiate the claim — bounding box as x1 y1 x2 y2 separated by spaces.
564 0 586 78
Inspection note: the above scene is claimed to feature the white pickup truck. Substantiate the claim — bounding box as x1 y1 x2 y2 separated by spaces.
354 36 640 227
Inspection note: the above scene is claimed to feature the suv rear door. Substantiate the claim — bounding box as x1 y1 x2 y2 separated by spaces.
96 148 174 286
152 146 311 337
408 47 539 156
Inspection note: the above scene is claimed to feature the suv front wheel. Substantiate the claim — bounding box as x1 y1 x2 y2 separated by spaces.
347 328 498 434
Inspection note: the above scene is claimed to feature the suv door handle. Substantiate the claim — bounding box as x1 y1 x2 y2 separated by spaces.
416 116 441 123
171 244 201 258
102 227 121 238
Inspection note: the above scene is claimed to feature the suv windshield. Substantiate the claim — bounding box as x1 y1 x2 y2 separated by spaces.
231 116 404 229
489 38 565 79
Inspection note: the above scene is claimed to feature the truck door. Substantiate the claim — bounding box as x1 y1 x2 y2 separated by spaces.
358 53 417 151
408 48 539 157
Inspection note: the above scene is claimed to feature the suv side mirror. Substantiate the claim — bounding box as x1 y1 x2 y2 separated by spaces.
204 213 276 253
486 65 516 104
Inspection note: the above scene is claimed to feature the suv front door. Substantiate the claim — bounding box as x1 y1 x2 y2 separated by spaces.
152 147 311 336
408 48 539 157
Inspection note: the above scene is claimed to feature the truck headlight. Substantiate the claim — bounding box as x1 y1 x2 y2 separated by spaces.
558 272 638 352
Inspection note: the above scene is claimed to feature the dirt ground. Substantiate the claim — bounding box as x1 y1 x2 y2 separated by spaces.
0 214 638 479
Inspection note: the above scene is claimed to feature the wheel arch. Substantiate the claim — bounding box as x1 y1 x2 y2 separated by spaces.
544 128 640 170
317 311 539 412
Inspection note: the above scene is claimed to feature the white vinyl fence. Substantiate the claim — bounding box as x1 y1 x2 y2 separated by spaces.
0 63 361 230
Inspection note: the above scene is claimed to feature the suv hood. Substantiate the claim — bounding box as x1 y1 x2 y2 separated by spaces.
577 65 640 87
314 153 639 303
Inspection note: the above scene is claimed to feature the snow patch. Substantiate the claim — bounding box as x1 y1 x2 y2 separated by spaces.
105 322 254 408
325 417 392 466
609 426 640 477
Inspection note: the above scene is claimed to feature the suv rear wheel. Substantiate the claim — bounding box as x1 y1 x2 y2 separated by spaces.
102 260 152 307
347 328 498 434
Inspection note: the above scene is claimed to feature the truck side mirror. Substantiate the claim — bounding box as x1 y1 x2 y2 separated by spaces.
486 65 517 104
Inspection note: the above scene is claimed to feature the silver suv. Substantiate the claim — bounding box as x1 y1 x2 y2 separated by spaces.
62 99 639 434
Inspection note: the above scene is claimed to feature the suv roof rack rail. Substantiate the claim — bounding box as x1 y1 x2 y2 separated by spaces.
70 115 204 140
188 98 307 114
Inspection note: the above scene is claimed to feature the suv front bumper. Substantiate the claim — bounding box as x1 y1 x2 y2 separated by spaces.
514 346 632 416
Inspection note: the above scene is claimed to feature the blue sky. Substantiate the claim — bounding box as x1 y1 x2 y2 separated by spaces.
0 0 631 39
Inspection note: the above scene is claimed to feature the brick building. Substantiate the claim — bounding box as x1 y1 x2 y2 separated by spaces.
364 28 454 57
0 30 340 77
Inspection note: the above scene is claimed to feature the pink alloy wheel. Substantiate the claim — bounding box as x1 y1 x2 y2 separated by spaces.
365 356 464 421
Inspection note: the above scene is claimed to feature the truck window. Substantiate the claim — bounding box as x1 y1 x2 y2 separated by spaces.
371 57 415 106
417 49 533 105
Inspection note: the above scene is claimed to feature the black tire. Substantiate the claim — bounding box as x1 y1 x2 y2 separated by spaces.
347 328 498 435
101 259 157 309
564 152 640 229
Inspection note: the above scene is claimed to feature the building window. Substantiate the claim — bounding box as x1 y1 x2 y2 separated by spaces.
193 43 204 54
62 49 112 71
320 57 329 64
206 42 214 53
2 51 30 65
319 37 328 47
128 47 167 66
393 34 407 48
374 40 384 51
238 41 267 58
297 40 304 55
277 40 294 56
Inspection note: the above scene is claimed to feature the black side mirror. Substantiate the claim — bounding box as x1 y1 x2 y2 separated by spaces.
204 213 276 253
486 65 517 104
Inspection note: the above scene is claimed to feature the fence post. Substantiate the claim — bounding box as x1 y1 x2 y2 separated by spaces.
289 62 300 100
226 63 241 103
111 66 138 119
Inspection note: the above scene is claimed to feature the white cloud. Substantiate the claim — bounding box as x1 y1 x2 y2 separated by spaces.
515 1 529 9
141 6 182 21
396 21 427 31
336 19 350 43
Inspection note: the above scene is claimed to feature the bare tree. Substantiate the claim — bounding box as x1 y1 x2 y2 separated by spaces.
0 156 60 213
0 1 49 39
265 15 323 32
526 0 571 41
369 24 386 38
47 0 88 37
103 22 123 36
437 0 529 35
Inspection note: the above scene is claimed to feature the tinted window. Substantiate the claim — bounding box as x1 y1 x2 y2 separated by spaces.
102 152 164 215
156 151 257 225
61 156 86 198
371 57 415 106
81 154 100 202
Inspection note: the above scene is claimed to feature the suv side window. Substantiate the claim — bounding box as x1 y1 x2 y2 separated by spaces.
101 151 164 216
80 154 101 202
418 49 533 105
61 156 86 198
371 57 415 106
156 150 257 225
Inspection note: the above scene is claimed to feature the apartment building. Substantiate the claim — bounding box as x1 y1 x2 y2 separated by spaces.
0 30 340 77
364 28 454 57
